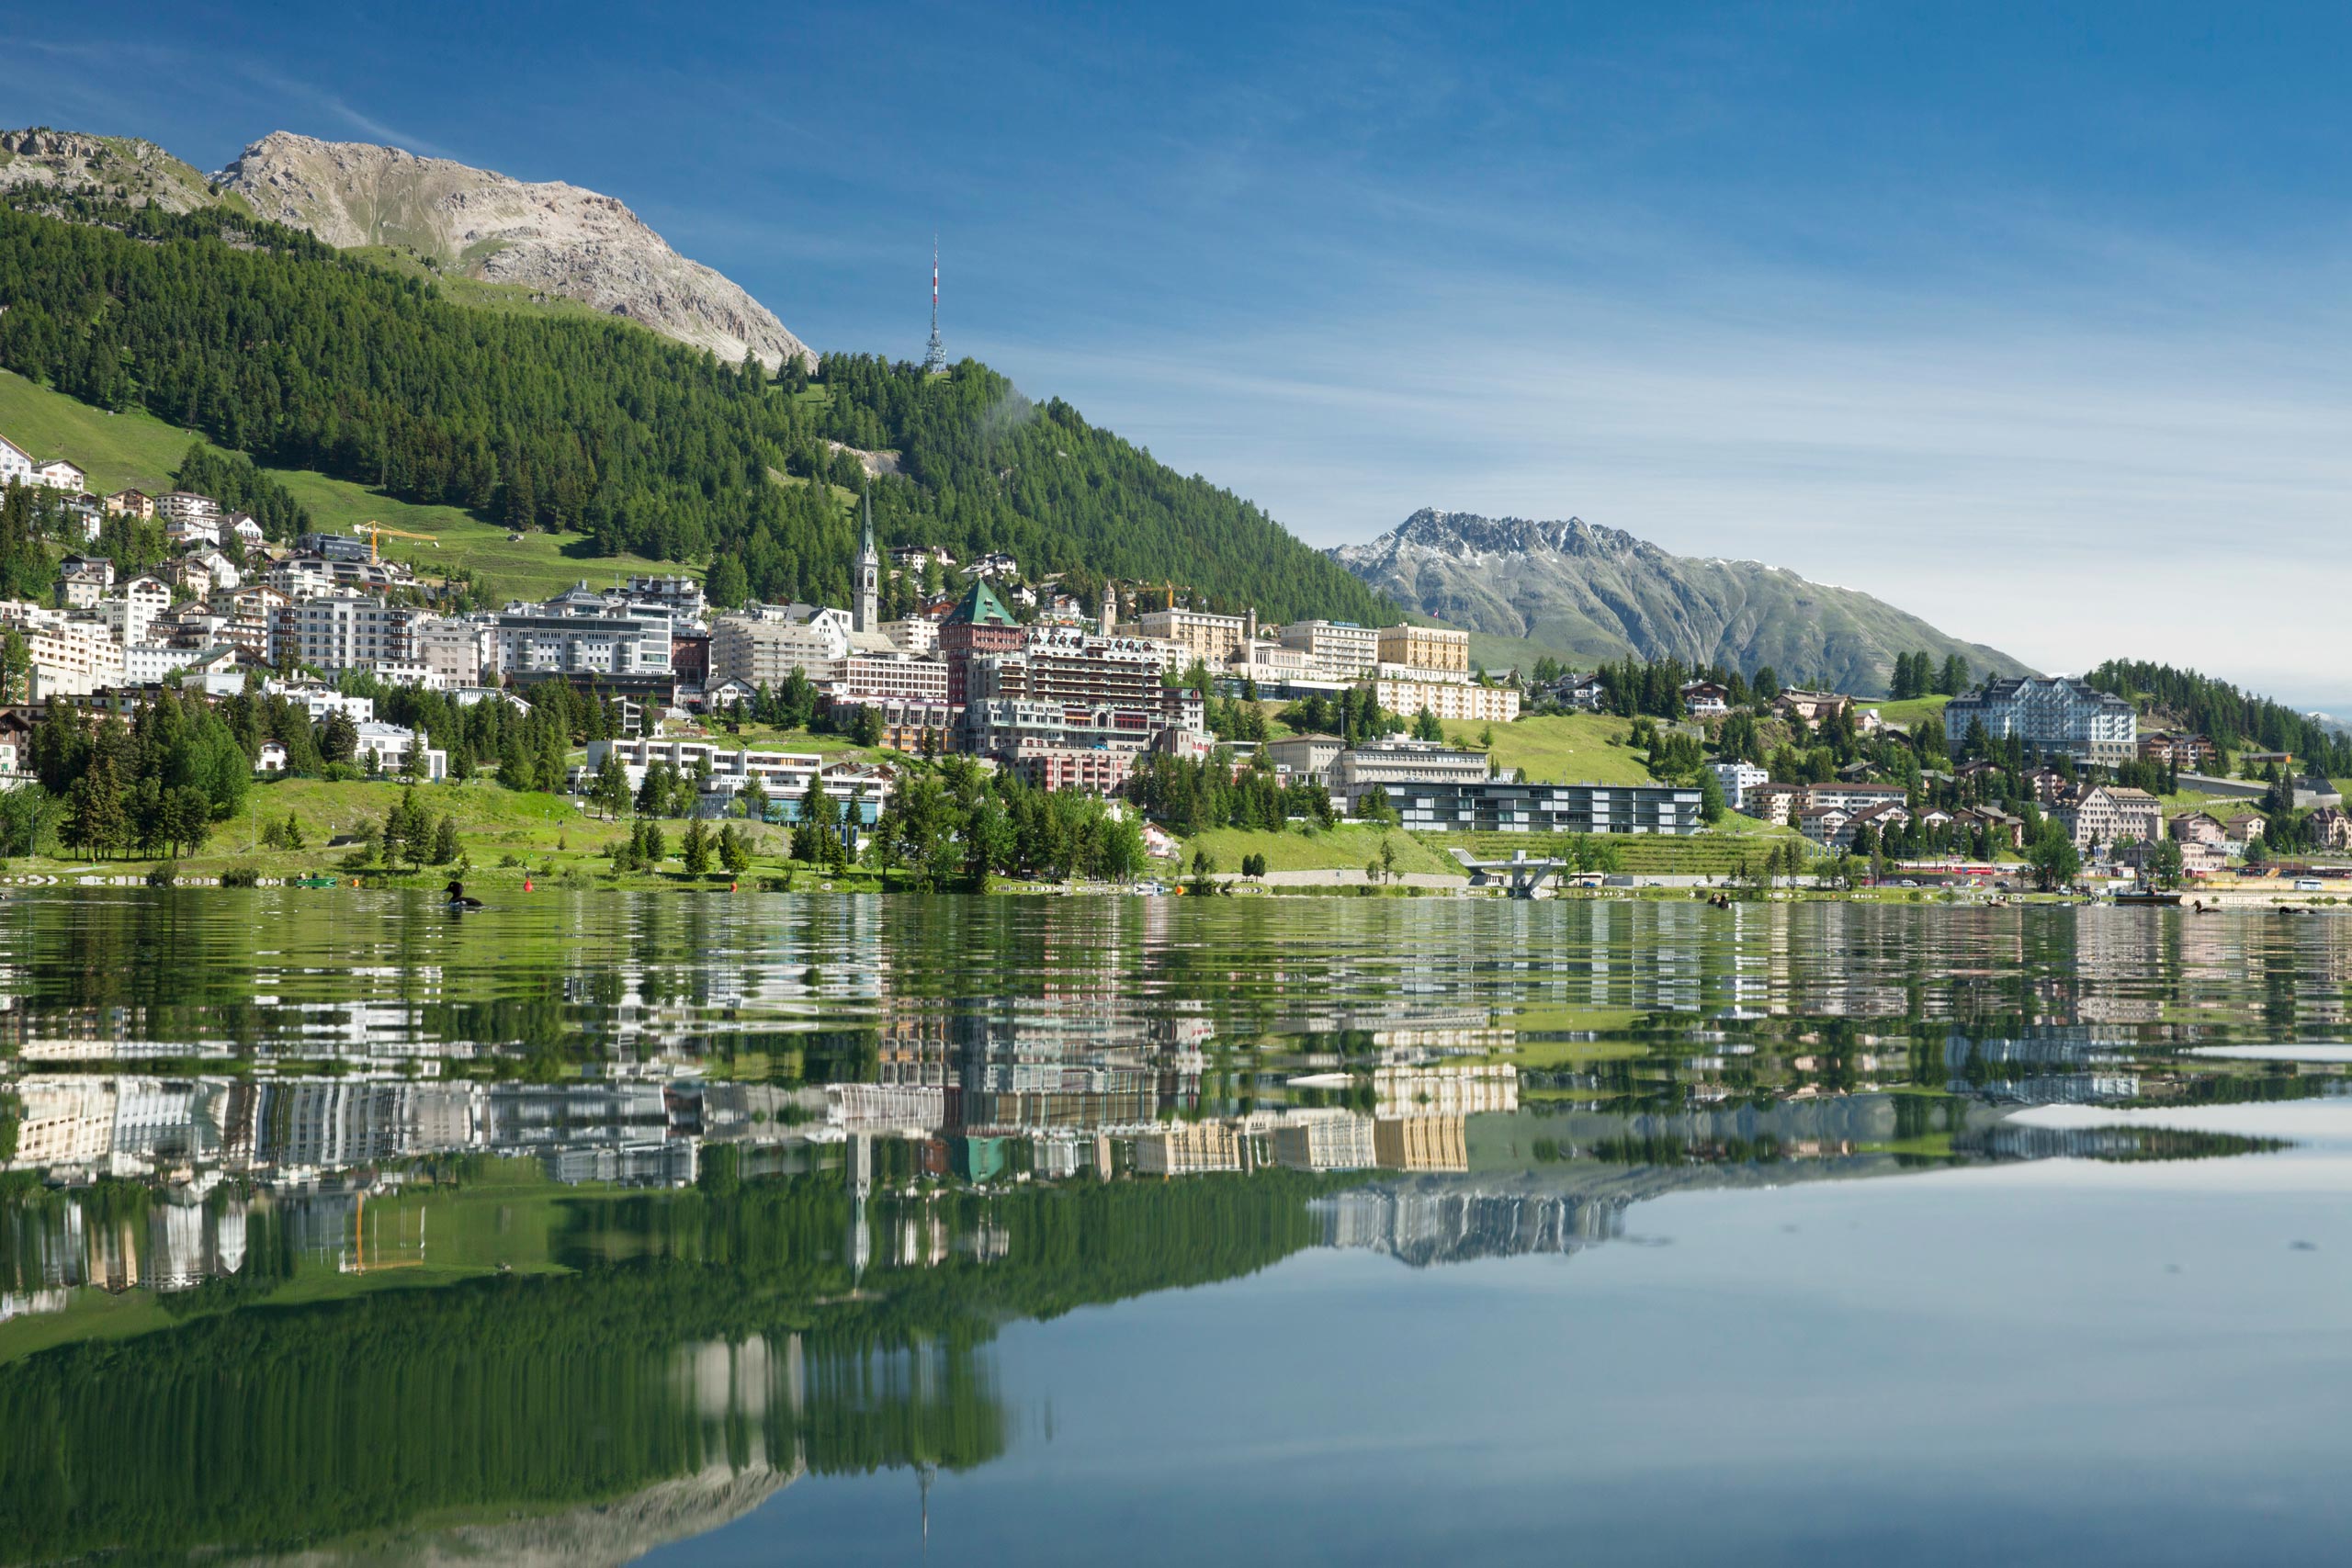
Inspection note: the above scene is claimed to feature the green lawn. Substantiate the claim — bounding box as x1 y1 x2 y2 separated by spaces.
1861 694 1951 728
0 368 192 492
1476 713 1657 786
1182 824 1457 877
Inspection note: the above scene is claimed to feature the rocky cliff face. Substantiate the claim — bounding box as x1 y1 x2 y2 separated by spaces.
1331 508 2028 694
219 131 813 369
0 128 222 212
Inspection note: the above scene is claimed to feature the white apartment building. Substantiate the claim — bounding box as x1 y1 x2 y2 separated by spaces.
353 721 447 781
268 682 374 725
0 433 33 490
34 457 85 491
490 604 672 680
1329 739 1492 798
123 643 202 684
1707 761 1771 810
266 557 336 601
164 518 221 551
26 617 125 697
1225 638 1321 687
582 738 893 818
708 610 849 687
831 651 949 705
412 615 492 686
271 593 415 673
1279 620 1381 680
1270 1111 1379 1172
1136 607 1249 666
625 574 707 621
1943 676 2139 765
96 577 172 648
880 617 940 655
154 491 222 526
1372 676 1521 726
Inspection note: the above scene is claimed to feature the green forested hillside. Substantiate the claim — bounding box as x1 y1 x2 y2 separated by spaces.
0 201 1391 622
2087 660 2352 774
0 369 702 602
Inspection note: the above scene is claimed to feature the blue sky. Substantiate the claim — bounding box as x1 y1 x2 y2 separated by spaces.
7 3 2352 696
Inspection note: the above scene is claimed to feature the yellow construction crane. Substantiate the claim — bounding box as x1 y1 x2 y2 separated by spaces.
352 521 442 563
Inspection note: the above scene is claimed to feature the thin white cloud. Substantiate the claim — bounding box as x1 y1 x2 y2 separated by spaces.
228 62 455 160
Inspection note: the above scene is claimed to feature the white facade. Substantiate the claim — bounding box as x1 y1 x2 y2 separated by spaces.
1279 620 1381 680
582 738 893 816
491 605 672 680
413 615 492 686
831 651 949 705
1707 761 1771 810
708 611 847 687
353 722 447 781
123 643 202 684
1372 677 1521 726
0 434 35 489
96 578 172 648
879 617 939 655
271 593 415 673
34 458 85 491
1944 676 2138 765
155 491 222 525
27 618 125 697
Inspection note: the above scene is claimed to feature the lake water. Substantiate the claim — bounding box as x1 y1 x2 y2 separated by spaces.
3 890 2348 1564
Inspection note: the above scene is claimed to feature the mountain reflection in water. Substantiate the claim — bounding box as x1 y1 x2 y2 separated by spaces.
1 891 2347 1564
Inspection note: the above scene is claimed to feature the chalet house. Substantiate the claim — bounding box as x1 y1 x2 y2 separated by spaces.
106 489 155 520
2308 807 2352 852
2168 812 2226 846
62 493 103 542
55 563 109 611
1679 680 1730 716
1559 673 1608 711
2225 813 2267 845
0 432 32 489
1838 801 1911 848
1917 806 1957 832
2139 731 2215 770
2025 767 2074 806
33 457 85 491
1958 807 2029 850
61 554 116 590
1776 689 1852 724
164 516 222 550
165 557 222 596
226 513 267 546
1797 805 1851 845
256 739 289 773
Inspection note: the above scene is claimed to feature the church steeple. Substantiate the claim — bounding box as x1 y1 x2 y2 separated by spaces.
855 485 880 635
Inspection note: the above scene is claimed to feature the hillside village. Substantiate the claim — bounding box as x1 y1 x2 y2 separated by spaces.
1 420 2347 897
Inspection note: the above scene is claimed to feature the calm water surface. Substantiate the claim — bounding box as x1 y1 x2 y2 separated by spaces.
2 890 2347 1564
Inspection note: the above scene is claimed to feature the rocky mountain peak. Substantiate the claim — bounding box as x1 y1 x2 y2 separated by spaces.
0 127 220 212
1330 507 2027 695
219 131 814 370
